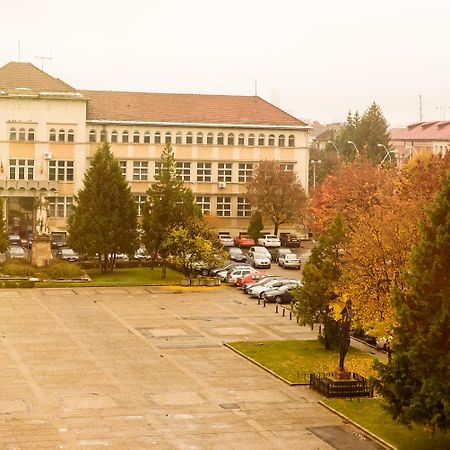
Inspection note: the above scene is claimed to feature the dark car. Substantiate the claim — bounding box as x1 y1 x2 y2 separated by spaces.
262 283 300 304
280 233 301 248
227 247 246 262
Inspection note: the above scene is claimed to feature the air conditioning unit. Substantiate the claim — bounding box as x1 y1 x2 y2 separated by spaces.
218 181 226 189
43 151 53 160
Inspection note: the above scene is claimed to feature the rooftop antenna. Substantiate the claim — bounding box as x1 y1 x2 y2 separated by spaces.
419 94 423 122
254 78 258 96
35 54 52 71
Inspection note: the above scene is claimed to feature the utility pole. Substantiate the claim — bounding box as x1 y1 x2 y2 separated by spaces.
419 94 423 122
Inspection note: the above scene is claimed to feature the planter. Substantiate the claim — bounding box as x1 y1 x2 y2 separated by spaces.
206 278 215 287
180 277 191 286
190 278 200 286
310 372 373 398
213 277 221 286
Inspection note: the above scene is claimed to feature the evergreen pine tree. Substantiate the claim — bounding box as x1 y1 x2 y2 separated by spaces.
247 211 264 241
0 199 9 253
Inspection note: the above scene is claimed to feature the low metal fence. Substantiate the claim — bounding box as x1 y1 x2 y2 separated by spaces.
309 372 373 398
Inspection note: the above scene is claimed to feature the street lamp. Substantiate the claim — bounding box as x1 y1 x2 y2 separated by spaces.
327 140 339 155
347 140 360 156
377 143 396 167
310 159 322 190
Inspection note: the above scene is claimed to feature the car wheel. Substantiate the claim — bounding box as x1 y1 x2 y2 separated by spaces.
275 296 282 304
201 268 209 276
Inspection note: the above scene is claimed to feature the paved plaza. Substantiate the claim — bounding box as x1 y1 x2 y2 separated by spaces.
0 285 385 449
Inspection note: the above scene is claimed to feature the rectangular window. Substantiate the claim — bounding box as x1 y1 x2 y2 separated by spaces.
237 197 251 217
9 159 34 180
176 162 191 181
48 160 74 181
196 162 211 182
119 160 127 178
134 195 147 216
280 163 294 171
133 161 148 181
216 196 231 217
48 197 73 218
218 162 232 182
238 163 253 182
196 196 211 215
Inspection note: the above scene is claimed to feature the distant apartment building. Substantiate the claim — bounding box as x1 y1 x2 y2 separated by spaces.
0 62 310 240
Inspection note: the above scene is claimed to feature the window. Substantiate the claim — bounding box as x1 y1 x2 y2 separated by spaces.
154 161 166 178
111 130 118 143
196 162 211 182
134 195 147 216
238 133 245 145
89 129 96 142
100 130 107 142
133 131 140 143
278 135 285 147
67 129 74 142
218 162 232 182
196 196 211 215
288 135 295 147
268 134 275 146
28 128 35 141
196 132 203 144
237 197 251 217
48 197 73 218
207 132 213 144
227 133 235 145
186 132 193 144
18 128 26 141
248 134 255 146
119 160 127 178
59 129 65 142
176 132 182 144
216 196 231 217
258 134 265 146
238 163 253 182
154 132 161 144
144 131 150 143
49 160 74 181
133 161 148 181
9 128 16 140
280 163 294 171
176 162 191 181
122 131 129 143
49 129 56 141
217 133 224 145
165 132 172 144
9 159 34 180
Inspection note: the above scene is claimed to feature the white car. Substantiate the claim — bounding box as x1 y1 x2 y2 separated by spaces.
59 248 80 262
226 267 256 284
257 234 281 247
248 246 272 261
246 251 271 269
7 246 26 259
281 253 301 269
218 232 234 247
248 278 300 298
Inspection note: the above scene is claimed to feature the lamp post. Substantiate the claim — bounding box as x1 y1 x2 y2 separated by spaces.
347 140 360 156
326 140 339 155
377 143 396 167
310 159 322 190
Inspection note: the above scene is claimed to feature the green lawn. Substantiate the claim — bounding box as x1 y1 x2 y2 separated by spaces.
228 340 376 383
39 266 183 287
325 398 450 450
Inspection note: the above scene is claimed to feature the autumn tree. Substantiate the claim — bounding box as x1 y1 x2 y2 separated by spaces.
376 170 450 432
246 160 307 235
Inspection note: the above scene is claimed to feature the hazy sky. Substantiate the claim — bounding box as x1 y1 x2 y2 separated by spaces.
1 0 449 128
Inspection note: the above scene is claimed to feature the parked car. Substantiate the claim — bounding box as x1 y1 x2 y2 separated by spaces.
273 248 292 262
246 251 271 269
280 233 301 248
281 253 301 269
51 234 66 249
9 234 22 247
227 247 247 262
58 248 80 262
278 250 295 266
218 232 234 247
6 245 25 259
236 272 268 288
213 263 253 280
257 234 281 247
226 266 257 284
248 278 300 298
233 232 255 248
133 246 151 260
242 276 281 294
262 283 300 304
248 246 272 260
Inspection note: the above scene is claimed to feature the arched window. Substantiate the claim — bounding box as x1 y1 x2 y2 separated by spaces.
268 134 275 146
9 128 17 141
122 130 129 143
238 133 245 145
89 129 96 143
176 132 182 144
248 134 255 146
165 132 172 144
28 128 35 141
217 133 224 145
19 128 26 141
288 135 295 147
278 134 285 147
196 132 203 144
67 129 74 142
227 133 234 145
111 130 118 143
207 132 213 145
186 132 193 144
133 131 140 143
258 134 265 146
144 131 150 143
49 129 56 142
101 130 108 142
58 129 65 142
154 132 161 144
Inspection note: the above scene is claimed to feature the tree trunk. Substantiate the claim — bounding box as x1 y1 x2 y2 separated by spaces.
273 222 279 236
161 261 167 279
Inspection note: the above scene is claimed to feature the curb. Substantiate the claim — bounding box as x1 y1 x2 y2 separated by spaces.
318 401 396 450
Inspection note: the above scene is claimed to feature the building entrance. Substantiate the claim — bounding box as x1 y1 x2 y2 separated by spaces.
7 197 34 239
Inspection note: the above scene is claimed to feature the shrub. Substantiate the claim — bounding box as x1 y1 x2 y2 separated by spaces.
46 261 84 279
1 262 37 277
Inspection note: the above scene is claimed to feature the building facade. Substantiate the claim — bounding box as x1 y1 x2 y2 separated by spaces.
0 62 310 241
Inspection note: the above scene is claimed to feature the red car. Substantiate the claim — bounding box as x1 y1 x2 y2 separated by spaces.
234 232 255 248
236 272 268 288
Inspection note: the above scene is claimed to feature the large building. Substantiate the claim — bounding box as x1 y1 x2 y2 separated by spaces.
0 62 310 241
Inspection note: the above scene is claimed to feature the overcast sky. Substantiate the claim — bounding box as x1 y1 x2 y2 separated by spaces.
1 0 449 128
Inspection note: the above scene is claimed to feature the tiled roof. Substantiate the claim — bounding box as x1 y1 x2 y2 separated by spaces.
391 121 450 141
0 62 76 92
81 90 307 127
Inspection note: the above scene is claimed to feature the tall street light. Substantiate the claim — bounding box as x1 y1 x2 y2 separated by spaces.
310 159 322 190
377 143 396 167
347 140 360 156
327 140 339 155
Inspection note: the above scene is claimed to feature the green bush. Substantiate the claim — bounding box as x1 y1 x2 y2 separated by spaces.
46 261 84 279
1 262 37 277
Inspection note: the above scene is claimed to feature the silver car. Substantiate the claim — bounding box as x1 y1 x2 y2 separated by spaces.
246 251 271 269
281 253 301 269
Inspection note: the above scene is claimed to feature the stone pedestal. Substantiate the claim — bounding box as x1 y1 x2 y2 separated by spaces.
31 236 52 267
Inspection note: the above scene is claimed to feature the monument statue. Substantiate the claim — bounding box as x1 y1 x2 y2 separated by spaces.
35 193 49 236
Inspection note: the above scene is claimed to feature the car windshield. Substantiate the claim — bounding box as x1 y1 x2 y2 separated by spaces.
229 249 242 254
62 249 77 256
254 253 268 258
285 254 299 260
